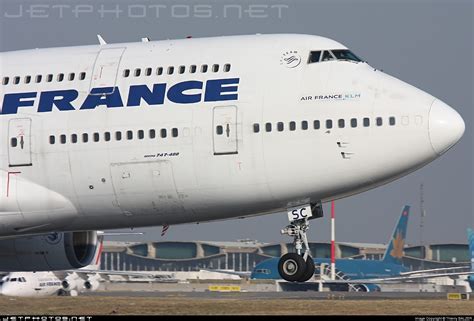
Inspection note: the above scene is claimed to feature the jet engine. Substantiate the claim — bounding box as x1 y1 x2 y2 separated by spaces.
0 231 98 271
83 276 101 291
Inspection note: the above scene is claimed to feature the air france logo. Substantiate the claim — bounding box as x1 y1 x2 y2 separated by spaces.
0 78 240 115
280 51 301 68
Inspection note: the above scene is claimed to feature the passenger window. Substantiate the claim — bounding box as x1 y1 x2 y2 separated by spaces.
363 118 370 127
2 77 9 85
134 69 141 77
253 123 260 133
338 119 345 128
216 125 223 135
326 119 333 129
57 73 64 82
389 116 396 126
351 118 357 128
161 129 167 138
157 67 163 75
190 65 197 73
13 76 20 84
11 137 17 147
376 117 383 126
36 75 42 83
167 66 174 75
60 135 66 144
172 128 178 137
179 66 185 74
277 122 284 132
49 136 55 144
149 129 156 139
138 130 144 139
25 75 31 84
127 130 133 140
79 72 86 80
69 73 75 81
314 120 320 129
308 51 321 63
265 123 272 132
212 64 219 72
123 69 130 77
145 68 152 76
93 133 100 142
115 131 122 141
302 121 308 130
71 134 78 144
104 132 111 141
289 121 296 131
82 133 88 143
321 51 335 62
47 74 53 82
224 64 231 72
201 65 208 73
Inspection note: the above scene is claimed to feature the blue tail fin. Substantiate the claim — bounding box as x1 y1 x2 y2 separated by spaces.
468 228 474 274
382 205 410 265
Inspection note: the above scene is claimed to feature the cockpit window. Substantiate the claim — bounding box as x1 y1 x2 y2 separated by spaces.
331 49 362 62
308 51 321 63
321 50 336 62
308 49 363 64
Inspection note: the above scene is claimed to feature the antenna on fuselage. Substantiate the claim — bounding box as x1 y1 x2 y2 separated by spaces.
97 34 107 45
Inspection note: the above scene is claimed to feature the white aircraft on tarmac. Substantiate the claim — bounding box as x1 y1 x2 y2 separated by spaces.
0 234 168 297
0 34 465 282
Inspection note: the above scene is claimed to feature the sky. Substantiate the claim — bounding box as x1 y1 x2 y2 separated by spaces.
0 0 472 246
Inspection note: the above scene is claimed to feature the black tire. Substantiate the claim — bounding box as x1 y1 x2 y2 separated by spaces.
278 253 306 282
298 255 315 282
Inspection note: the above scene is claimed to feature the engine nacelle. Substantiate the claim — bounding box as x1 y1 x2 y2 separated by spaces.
0 231 98 271
83 277 100 291
62 275 79 291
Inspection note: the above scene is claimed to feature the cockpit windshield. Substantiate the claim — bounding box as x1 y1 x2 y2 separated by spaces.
331 50 362 62
308 49 363 64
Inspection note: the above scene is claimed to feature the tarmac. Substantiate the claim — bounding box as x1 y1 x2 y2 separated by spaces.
1 292 473 315
84 290 452 300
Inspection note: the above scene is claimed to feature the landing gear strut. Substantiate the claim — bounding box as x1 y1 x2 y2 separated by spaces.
278 202 322 282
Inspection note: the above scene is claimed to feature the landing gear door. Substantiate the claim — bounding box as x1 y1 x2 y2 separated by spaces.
8 118 32 167
89 47 125 95
213 106 238 155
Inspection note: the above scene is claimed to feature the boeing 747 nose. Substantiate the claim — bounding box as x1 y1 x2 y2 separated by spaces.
428 99 465 155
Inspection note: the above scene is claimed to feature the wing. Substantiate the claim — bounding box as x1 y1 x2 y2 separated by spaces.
322 271 474 284
201 269 251 278
64 269 177 282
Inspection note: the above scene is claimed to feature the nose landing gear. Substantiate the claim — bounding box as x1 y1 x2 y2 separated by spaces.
278 202 322 282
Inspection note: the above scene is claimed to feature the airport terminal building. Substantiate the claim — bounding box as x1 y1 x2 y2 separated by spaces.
100 240 470 273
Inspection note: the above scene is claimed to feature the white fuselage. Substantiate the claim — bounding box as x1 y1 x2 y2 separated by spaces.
0 34 464 238
0 272 62 297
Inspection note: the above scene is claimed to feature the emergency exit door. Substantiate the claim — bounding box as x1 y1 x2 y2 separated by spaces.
8 118 32 167
89 48 125 95
213 106 238 155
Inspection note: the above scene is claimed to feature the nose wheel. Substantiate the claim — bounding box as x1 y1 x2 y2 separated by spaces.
278 253 315 282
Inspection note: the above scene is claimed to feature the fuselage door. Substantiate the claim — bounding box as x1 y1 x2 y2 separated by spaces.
8 118 32 167
213 106 238 155
89 47 125 95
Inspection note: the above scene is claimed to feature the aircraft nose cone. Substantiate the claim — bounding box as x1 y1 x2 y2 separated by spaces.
428 99 465 155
